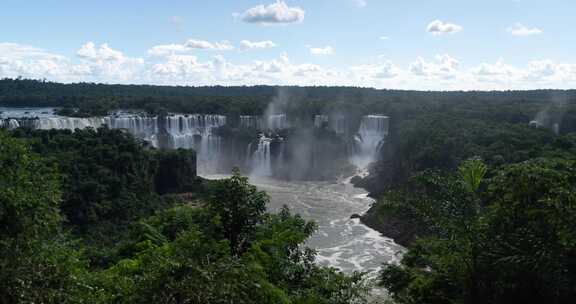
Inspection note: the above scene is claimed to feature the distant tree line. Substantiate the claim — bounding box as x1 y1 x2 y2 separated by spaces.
2 78 576 133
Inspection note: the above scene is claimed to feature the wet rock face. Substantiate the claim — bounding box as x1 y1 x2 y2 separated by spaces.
360 206 427 247
350 175 363 185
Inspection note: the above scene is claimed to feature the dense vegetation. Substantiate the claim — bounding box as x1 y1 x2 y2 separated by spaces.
344 85 576 302
0 128 368 303
378 159 576 303
3 79 576 302
2 78 576 132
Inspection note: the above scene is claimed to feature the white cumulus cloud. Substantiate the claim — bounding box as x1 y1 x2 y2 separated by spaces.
409 55 459 78
241 1 305 25
352 60 399 79
148 44 190 57
427 20 463 35
472 59 517 76
240 40 276 50
0 42 70 79
507 23 543 36
148 39 234 57
309 46 334 56
76 42 144 81
3 41 576 90
77 42 126 62
184 39 234 51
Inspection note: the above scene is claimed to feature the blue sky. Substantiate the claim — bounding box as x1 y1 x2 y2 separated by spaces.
1 0 575 90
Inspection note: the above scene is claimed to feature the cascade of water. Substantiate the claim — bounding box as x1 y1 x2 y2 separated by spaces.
240 115 263 129
0 107 56 118
350 115 389 168
106 115 159 146
266 114 287 130
33 117 108 130
314 115 347 134
6 112 227 172
314 115 329 128
0 119 20 129
108 116 158 136
332 115 347 134
160 114 227 172
250 134 273 176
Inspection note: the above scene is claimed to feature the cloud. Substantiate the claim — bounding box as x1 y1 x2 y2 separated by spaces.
468 59 576 88
294 63 323 76
352 0 367 8
76 42 144 81
309 46 334 56
239 40 276 50
148 44 190 57
507 23 543 36
0 42 70 79
409 55 459 78
241 1 305 25
149 52 342 86
525 59 556 79
0 42 143 82
379 36 390 40
152 55 211 77
147 39 234 57
352 60 399 79
427 20 463 35
3 41 576 90
77 42 126 62
184 39 234 51
0 42 64 61
472 59 517 76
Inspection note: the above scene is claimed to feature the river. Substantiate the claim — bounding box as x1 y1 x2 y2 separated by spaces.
204 174 405 275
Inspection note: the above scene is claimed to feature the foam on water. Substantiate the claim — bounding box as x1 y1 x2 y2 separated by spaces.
203 173 405 275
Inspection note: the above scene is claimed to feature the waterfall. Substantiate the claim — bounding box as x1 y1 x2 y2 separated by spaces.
240 114 286 130
314 115 347 133
314 115 329 128
240 115 263 129
160 114 226 172
266 114 287 130
3 110 227 173
332 115 347 134
350 115 389 168
33 117 108 130
0 119 20 129
107 115 158 136
106 115 159 146
250 134 273 176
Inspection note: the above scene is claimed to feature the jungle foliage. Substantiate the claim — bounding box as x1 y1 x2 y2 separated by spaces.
0 128 368 304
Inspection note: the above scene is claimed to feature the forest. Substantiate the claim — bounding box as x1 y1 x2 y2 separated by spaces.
1 79 576 303
354 93 576 302
0 127 368 303
2 78 576 132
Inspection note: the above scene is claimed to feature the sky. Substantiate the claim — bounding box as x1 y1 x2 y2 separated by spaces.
1 0 575 90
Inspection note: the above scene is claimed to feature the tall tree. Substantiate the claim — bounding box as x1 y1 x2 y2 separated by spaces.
208 169 268 256
0 130 87 303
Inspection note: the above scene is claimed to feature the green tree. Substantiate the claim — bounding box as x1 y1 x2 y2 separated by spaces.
208 168 268 256
0 131 61 239
0 130 89 303
458 158 487 193
380 158 576 304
